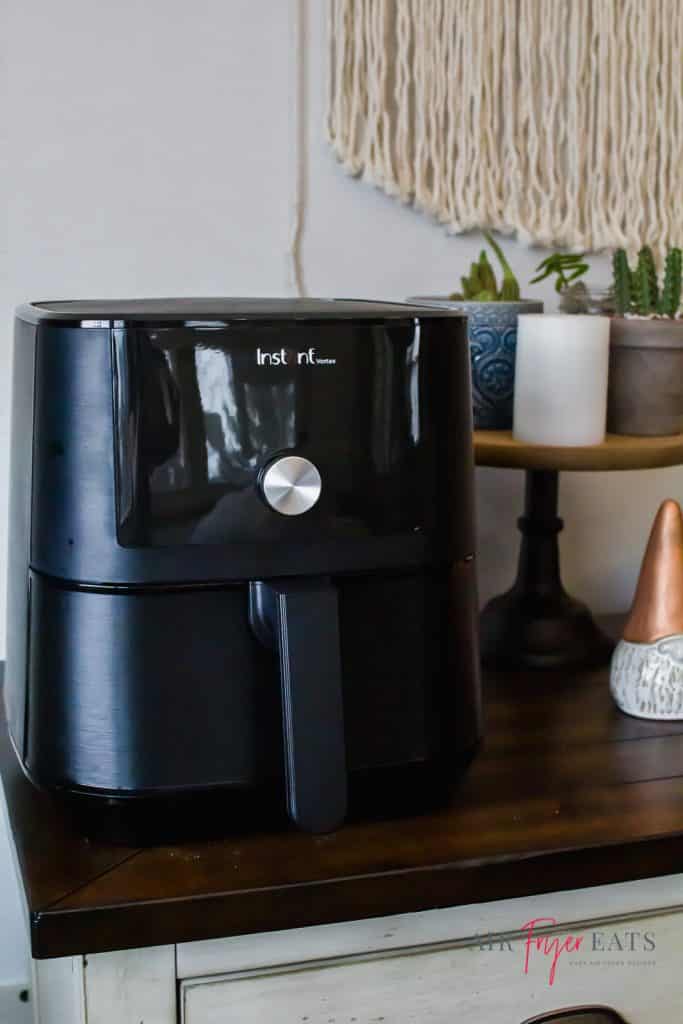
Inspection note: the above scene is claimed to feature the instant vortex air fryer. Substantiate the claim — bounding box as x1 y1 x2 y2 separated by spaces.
6 299 481 834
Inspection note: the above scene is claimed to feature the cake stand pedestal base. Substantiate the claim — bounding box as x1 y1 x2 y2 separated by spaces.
480 468 614 671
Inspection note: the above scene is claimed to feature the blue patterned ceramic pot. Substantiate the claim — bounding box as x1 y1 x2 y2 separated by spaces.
407 298 544 429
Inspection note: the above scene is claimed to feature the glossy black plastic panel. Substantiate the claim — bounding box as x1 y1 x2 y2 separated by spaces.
115 322 450 548
17 297 464 324
29 316 475 584
250 578 348 833
24 565 479 796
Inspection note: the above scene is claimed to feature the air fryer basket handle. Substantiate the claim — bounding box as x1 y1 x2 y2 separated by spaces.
249 579 348 833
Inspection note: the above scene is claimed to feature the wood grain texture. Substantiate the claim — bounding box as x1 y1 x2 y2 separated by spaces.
5 619 683 960
474 430 683 471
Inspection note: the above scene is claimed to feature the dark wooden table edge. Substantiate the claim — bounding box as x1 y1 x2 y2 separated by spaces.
30 833 683 959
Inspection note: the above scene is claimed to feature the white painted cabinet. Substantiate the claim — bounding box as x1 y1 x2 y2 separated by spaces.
32 875 683 1024
179 916 669 1024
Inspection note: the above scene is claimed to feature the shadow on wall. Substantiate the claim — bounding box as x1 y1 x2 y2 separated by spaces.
560 467 683 614
475 466 523 608
477 463 683 616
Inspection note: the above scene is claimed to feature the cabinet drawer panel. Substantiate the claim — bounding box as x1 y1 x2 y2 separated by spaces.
181 910 676 1024
177 873 683 979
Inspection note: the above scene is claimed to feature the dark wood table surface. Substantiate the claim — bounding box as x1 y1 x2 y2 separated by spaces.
5 618 683 960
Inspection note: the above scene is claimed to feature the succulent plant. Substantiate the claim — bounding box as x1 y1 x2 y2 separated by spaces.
633 246 659 314
612 246 682 318
461 261 482 299
483 231 521 301
612 249 632 316
658 248 683 317
448 232 522 302
478 250 498 294
530 252 589 293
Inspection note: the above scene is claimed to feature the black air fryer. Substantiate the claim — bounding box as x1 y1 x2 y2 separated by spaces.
6 298 481 835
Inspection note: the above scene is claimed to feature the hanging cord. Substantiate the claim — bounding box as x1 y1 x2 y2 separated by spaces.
287 0 307 297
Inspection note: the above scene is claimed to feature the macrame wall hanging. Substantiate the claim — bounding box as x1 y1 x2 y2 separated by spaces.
327 0 683 260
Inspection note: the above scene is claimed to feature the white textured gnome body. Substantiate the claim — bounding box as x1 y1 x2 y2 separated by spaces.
611 500 683 719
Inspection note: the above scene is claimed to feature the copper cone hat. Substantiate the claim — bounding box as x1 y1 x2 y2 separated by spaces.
624 499 683 644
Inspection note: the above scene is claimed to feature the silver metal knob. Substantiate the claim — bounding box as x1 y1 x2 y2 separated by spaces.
261 456 322 516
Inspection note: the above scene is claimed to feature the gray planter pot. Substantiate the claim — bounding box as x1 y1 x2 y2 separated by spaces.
407 297 543 429
608 318 683 436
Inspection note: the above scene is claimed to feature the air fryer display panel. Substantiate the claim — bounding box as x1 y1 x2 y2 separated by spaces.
114 321 456 548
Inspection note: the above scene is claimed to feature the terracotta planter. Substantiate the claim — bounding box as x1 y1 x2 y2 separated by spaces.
407 296 543 429
608 318 683 436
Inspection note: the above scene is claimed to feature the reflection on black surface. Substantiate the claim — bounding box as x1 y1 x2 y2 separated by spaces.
114 321 433 548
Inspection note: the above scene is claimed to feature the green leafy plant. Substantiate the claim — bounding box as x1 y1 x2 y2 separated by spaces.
612 246 682 317
449 232 521 301
530 252 589 293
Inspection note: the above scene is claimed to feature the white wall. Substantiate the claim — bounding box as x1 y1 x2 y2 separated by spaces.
0 0 681 987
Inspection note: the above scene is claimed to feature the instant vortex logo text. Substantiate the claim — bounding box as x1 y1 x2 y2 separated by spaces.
256 347 336 366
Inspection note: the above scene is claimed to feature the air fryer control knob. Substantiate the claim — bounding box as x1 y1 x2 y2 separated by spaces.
261 455 322 516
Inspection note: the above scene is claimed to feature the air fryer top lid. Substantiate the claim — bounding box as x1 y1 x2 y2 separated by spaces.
17 297 466 326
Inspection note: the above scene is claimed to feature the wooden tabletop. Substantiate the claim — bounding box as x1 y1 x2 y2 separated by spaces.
475 430 683 471
5 618 683 960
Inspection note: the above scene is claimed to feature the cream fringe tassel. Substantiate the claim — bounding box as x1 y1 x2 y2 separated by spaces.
326 0 683 260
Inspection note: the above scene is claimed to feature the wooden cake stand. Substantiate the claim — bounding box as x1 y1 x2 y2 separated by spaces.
474 430 683 671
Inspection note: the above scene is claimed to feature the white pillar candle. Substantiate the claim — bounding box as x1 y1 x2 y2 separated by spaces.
513 314 611 446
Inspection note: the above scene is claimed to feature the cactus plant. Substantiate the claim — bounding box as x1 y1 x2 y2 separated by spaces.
632 261 654 314
633 247 659 314
611 246 682 318
449 232 522 302
612 249 632 316
658 248 682 317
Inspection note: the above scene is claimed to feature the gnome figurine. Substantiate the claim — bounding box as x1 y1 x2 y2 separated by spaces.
611 500 683 719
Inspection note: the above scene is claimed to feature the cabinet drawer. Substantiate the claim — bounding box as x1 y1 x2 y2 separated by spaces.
181 910 677 1024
